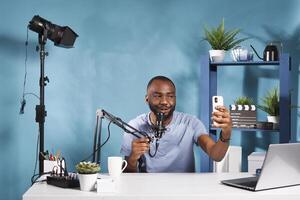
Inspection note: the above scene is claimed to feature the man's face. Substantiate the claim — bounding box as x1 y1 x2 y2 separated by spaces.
145 79 176 120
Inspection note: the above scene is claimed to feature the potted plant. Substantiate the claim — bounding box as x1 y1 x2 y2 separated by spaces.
203 18 248 62
234 96 254 105
230 96 256 128
257 87 279 123
76 161 100 191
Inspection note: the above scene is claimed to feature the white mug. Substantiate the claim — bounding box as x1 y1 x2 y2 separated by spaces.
108 157 127 177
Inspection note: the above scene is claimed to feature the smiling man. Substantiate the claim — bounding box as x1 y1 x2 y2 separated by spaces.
120 76 232 172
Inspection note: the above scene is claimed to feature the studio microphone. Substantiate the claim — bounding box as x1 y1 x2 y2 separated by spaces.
155 112 165 139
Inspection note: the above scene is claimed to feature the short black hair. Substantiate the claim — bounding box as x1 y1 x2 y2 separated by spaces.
147 76 176 90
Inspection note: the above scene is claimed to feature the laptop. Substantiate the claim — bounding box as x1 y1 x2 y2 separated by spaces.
221 143 300 191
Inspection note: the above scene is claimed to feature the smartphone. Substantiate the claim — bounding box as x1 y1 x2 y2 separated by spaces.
212 96 224 126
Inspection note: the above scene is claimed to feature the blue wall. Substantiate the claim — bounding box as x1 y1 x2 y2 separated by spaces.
1 0 300 199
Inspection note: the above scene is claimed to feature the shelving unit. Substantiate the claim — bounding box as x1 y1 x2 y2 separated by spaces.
199 54 291 172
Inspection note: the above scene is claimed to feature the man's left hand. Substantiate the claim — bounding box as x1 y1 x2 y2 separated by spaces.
211 106 232 139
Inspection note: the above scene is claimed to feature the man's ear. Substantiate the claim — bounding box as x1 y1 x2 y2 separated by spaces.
145 95 149 103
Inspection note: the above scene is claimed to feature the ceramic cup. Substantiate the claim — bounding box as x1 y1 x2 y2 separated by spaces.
108 157 127 178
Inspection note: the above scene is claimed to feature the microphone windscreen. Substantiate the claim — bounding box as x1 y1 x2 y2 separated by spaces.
156 112 165 138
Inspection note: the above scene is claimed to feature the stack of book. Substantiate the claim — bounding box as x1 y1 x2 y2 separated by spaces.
230 105 257 128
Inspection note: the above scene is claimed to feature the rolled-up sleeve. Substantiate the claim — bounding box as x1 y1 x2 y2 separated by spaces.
120 119 138 156
120 132 134 156
191 117 207 145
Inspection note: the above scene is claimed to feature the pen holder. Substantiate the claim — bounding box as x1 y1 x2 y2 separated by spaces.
44 160 64 173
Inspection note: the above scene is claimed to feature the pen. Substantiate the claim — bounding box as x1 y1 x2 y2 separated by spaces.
49 154 54 161
55 149 61 161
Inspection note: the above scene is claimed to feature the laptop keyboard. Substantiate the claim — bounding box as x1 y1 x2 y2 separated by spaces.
238 179 258 188
222 176 259 190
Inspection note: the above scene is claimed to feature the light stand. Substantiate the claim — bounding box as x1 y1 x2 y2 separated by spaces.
28 15 78 175
35 31 49 174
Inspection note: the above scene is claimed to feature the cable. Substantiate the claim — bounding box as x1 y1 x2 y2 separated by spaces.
20 27 39 114
81 121 112 162
31 173 41 185
101 121 112 148
31 172 51 185
148 139 159 158
31 127 40 185
24 92 40 100
19 27 29 114
22 27 29 101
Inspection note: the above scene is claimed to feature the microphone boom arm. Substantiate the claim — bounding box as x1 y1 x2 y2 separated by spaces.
92 109 153 164
101 109 151 140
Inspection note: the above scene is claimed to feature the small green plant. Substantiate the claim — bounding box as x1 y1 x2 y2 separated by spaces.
76 161 100 174
257 87 279 116
203 18 248 50
234 96 254 105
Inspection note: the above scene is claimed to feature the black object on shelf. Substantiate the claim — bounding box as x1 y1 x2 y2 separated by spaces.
256 121 279 130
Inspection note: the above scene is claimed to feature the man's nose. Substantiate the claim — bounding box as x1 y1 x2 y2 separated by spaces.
160 96 168 104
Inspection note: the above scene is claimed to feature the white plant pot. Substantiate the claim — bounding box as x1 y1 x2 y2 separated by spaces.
209 50 225 62
267 116 279 124
78 173 98 191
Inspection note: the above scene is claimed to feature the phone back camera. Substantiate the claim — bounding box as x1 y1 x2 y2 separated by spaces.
214 97 218 103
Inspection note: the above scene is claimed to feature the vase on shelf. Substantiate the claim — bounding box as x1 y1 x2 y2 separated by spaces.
209 50 225 62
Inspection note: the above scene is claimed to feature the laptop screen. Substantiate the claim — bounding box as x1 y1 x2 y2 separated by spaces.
255 143 300 190
221 143 300 191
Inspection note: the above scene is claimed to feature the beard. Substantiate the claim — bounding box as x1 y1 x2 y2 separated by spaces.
148 103 175 121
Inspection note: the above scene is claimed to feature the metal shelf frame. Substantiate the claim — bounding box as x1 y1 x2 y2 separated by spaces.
199 54 291 172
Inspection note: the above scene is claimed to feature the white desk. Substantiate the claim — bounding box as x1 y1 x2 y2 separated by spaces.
23 173 300 200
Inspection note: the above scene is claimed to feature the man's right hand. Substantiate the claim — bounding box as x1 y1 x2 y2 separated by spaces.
130 137 150 160
125 137 149 172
